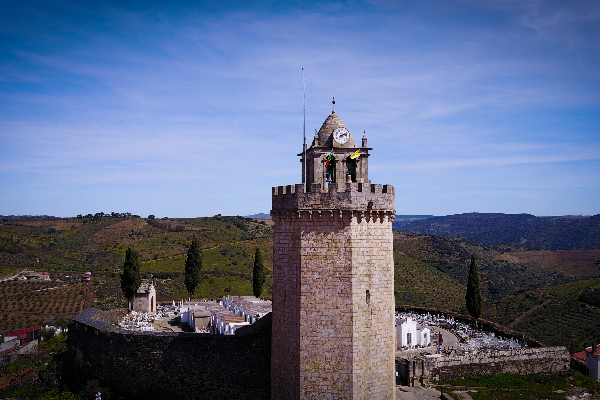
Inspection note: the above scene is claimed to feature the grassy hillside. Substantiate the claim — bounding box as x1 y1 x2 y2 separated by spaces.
2 215 599 350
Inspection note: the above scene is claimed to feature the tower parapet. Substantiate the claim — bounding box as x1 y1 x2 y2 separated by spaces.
272 183 394 211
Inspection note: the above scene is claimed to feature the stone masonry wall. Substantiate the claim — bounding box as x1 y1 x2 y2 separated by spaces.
271 182 396 400
64 309 271 400
272 182 395 214
403 346 570 385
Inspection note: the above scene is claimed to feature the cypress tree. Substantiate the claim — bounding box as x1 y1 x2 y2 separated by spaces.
184 236 202 299
120 247 141 311
465 254 483 322
252 248 265 298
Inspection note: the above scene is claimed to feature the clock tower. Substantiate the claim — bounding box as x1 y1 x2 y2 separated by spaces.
301 109 371 187
271 108 396 399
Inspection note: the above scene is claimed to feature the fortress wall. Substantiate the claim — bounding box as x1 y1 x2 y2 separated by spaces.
65 309 271 400
403 346 570 385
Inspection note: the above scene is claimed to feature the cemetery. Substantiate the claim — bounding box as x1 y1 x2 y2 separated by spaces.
396 311 527 355
395 311 570 386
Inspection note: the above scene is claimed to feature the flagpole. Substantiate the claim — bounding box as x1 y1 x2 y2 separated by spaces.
302 67 307 191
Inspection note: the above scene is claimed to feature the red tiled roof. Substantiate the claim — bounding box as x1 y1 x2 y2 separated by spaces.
7 327 40 337
572 350 587 365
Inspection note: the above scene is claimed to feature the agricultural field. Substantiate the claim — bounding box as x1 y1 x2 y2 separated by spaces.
514 278 600 352
0 278 86 335
497 249 600 276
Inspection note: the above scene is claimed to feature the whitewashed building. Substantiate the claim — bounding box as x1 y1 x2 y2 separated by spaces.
397 316 431 349
587 344 600 380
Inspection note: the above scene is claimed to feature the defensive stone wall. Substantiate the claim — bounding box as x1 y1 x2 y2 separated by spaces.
400 346 570 386
272 182 395 213
64 309 271 400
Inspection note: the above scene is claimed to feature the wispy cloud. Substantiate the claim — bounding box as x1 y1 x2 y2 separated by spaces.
0 0 598 216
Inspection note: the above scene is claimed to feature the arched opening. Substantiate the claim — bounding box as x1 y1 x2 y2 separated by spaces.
346 157 357 182
326 157 336 183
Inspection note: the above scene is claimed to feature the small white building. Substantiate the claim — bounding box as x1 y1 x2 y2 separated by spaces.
133 283 157 313
397 317 431 349
586 344 600 380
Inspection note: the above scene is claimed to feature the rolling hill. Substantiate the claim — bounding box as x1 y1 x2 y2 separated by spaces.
1 214 599 350
395 213 600 250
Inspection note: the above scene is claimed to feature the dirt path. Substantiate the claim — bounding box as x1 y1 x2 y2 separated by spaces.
509 299 551 328
0 269 29 282
83 280 97 309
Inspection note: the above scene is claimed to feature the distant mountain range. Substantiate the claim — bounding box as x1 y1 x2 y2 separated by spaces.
245 213 271 219
394 213 600 250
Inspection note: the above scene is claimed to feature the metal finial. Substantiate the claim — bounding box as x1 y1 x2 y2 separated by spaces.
332 97 335 112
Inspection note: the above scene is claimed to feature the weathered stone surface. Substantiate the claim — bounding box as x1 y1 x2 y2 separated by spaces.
400 346 570 385
271 183 396 399
65 309 271 400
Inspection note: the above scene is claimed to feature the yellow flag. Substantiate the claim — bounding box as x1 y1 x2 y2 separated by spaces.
350 150 360 160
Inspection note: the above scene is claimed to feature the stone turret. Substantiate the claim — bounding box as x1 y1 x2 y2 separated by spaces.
272 110 396 399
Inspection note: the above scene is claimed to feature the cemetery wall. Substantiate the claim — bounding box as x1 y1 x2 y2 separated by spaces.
402 346 570 386
64 309 271 400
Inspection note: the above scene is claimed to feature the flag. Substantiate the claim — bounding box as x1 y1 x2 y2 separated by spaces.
350 150 360 160
325 150 333 168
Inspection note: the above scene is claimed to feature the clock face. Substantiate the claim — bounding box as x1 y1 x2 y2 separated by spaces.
333 127 349 144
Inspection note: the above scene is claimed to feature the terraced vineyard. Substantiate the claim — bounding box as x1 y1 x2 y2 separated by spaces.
515 278 600 352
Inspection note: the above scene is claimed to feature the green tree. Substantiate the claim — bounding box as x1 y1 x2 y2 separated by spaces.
252 248 265 298
120 247 141 311
184 236 202 299
465 254 483 323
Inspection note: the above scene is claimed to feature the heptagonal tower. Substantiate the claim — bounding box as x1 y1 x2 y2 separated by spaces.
271 108 396 399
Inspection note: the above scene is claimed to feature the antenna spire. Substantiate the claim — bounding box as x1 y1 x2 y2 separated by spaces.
302 68 307 188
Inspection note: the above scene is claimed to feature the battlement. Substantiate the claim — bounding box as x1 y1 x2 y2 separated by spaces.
271 182 395 213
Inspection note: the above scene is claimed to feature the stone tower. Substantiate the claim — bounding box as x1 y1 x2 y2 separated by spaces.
271 109 396 399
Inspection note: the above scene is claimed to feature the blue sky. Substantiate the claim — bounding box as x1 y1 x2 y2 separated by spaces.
1 0 599 217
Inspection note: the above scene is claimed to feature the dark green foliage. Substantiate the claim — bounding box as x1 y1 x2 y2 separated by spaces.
79 378 111 400
466 254 483 320
120 247 141 309
578 288 600 307
184 236 202 298
252 248 265 298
